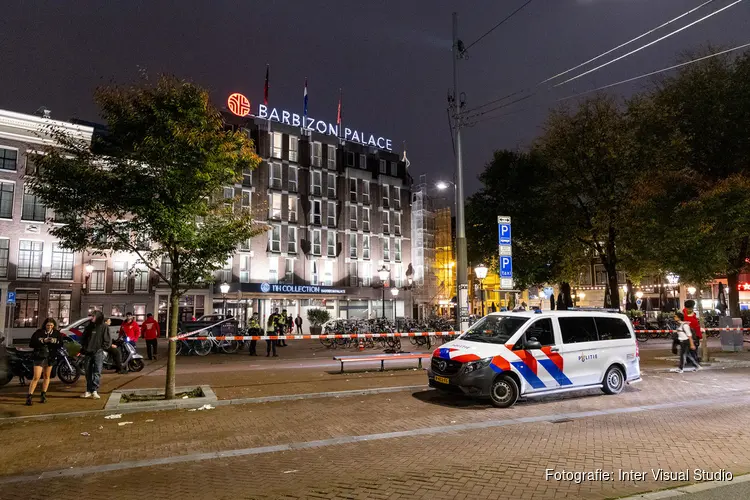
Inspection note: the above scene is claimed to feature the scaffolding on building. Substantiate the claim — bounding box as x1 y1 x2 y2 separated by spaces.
411 175 437 320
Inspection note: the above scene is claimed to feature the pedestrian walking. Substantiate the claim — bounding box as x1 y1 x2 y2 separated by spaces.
295 314 303 335
682 300 703 363
80 311 111 399
673 312 701 373
141 313 161 360
26 317 64 406
247 313 261 356
266 308 279 357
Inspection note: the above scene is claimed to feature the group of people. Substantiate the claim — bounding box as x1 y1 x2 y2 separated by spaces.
25 310 161 405
244 308 303 357
673 300 703 373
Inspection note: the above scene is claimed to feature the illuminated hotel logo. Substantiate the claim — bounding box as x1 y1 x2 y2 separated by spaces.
227 93 251 117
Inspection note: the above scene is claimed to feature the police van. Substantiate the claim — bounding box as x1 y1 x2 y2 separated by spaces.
428 310 641 408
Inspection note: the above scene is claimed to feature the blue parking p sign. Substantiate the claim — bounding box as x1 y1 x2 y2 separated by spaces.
500 256 513 278
498 223 511 246
6 291 16 304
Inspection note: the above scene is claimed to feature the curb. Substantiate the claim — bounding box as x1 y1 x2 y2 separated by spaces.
619 472 750 499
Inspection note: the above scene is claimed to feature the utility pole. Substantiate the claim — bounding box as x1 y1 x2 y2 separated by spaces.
451 12 470 333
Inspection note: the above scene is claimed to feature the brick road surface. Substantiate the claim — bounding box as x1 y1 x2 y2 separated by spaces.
2 368 750 499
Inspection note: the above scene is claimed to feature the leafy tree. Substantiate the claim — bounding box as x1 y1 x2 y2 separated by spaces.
29 76 265 399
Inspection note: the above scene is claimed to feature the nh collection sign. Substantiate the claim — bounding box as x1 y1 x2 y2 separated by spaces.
226 93 393 151
241 282 349 295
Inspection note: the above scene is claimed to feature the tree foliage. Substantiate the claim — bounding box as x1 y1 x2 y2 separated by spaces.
29 75 265 398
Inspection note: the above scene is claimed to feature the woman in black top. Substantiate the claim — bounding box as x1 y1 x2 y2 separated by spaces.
27 317 64 405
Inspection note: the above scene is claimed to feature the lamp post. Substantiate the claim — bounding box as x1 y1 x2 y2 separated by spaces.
474 264 488 317
375 265 390 318
390 287 399 321
83 263 94 293
220 282 230 317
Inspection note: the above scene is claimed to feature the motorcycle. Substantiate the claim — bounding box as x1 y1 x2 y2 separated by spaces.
0 344 80 387
107 339 145 372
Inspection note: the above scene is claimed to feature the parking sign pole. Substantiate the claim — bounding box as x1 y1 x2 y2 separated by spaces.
498 216 513 300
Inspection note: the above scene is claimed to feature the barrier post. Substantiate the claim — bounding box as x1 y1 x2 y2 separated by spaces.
697 292 709 363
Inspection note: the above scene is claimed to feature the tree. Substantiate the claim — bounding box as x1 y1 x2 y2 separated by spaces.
29 76 265 399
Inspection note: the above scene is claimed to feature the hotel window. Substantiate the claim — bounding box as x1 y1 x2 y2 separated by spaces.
381 185 389 209
390 161 398 176
239 238 251 252
0 181 13 218
327 201 336 227
0 147 18 171
22 184 45 222
349 233 357 258
272 132 283 159
269 192 282 220
312 229 322 255
17 240 43 278
349 206 358 230
268 257 278 284
348 262 358 287
288 226 297 253
223 186 234 211
393 187 401 210
323 260 333 286
242 167 252 187
288 195 298 223
362 235 370 260
379 159 386 174
394 212 401 235
239 254 251 283
359 154 367 170
349 178 357 203
383 238 390 261
311 170 322 196
327 144 336 169
311 260 319 285
133 304 146 323
363 207 370 232
50 243 74 280
13 290 39 328
269 163 282 189
215 257 232 282
269 225 281 252
288 165 298 192
48 290 72 326
395 239 402 262
90 259 106 292
362 181 370 204
112 260 129 292
312 200 322 225
311 141 322 167
289 136 299 162
347 152 355 167
241 190 251 213
0 238 8 278
360 262 371 286
327 173 336 198
284 258 294 283
327 231 336 257
394 263 403 288
382 211 390 234
133 262 149 292
160 257 172 282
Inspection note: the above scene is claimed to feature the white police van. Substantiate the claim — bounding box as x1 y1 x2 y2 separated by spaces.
428 310 641 408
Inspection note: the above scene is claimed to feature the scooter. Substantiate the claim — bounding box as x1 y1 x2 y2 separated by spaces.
105 339 145 373
1 344 80 386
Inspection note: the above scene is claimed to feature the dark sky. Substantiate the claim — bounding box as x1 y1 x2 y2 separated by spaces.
2 0 748 193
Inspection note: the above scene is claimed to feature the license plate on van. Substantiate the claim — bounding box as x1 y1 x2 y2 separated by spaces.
434 375 450 384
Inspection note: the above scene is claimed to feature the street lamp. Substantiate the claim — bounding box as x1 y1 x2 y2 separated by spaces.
220 282 230 317
83 263 95 293
474 264 488 317
687 286 697 297
578 291 586 303
374 265 390 318
390 287 399 321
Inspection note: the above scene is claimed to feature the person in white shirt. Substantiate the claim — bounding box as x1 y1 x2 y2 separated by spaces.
674 312 701 373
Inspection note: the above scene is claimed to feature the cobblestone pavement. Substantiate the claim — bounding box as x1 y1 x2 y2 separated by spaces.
3 367 750 499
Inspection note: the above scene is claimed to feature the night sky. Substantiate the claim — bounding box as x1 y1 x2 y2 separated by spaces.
2 0 748 193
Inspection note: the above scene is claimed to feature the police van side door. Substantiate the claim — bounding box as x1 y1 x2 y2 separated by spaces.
512 317 568 392
556 316 601 386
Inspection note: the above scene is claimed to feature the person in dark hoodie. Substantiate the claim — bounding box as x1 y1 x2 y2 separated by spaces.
80 311 111 399
26 317 64 406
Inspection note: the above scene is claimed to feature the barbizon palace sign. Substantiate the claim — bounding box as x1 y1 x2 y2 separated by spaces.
227 93 393 151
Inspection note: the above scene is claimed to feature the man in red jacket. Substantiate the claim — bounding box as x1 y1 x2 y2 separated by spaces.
682 300 702 363
119 312 142 343
141 313 161 360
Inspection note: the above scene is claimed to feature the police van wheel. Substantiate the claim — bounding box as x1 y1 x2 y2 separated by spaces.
602 365 625 395
489 375 519 408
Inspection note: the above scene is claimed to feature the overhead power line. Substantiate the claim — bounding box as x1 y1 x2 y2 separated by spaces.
541 0 716 85
463 41 750 127
462 93 535 121
552 0 745 87
463 0 536 52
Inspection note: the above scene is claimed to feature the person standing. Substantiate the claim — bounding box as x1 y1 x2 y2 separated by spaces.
141 313 161 361
80 311 111 399
295 314 303 335
119 312 142 344
674 312 701 373
247 312 261 356
279 309 289 347
266 308 279 357
26 318 64 405
682 299 703 363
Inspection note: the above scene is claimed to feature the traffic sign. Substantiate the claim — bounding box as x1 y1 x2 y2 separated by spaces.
498 222 512 246
501 278 514 290
636 298 643 307
6 291 16 304
500 256 513 278
499 245 512 256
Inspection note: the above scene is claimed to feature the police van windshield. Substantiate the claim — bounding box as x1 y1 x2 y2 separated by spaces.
461 315 529 344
